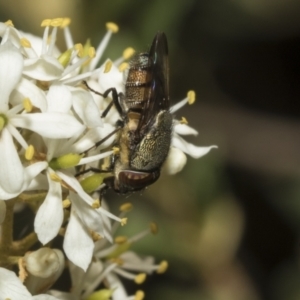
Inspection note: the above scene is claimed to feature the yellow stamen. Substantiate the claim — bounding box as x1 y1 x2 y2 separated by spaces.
150 222 158 234
58 48 72 67
114 236 128 244
187 90 196 105
104 60 113 73
113 146 120 155
5 20 14 27
41 19 51 27
119 202 133 212
135 290 145 300
23 98 33 112
51 18 64 27
92 199 101 209
180 117 188 124
88 47 96 58
123 47 135 60
25 145 34 161
20 38 31 48
62 199 71 208
135 273 146 284
157 260 168 274
119 62 129 72
49 172 61 182
106 22 119 33
121 218 127 226
91 231 102 242
110 257 124 265
61 18 71 28
75 43 83 58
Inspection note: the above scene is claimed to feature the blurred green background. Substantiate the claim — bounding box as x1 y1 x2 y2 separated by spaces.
1 0 300 299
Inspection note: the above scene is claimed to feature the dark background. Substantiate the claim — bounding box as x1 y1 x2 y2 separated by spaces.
1 0 300 299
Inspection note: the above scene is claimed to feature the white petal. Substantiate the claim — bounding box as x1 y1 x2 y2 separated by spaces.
72 88 102 127
0 200 6 225
164 147 187 174
106 273 128 300
23 55 64 81
64 208 94 271
27 173 49 191
11 112 85 138
174 123 198 136
10 77 47 112
0 268 32 299
47 83 72 113
172 135 217 159
33 295 60 300
0 41 23 111
0 128 24 193
34 172 63 244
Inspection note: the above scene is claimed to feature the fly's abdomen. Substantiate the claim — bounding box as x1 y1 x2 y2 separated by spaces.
125 53 152 111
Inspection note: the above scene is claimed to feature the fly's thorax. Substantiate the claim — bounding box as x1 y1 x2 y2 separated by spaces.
130 110 173 171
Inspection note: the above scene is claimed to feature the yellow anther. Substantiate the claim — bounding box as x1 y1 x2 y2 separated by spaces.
150 222 158 235
49 172 61 182
187 90 196 105
62 199 71 208
114 236 128 244
25 145 35 161
5 20 14 27
119 202 133 212
74 43 83 58
110 257 124 265
51 18 64 27
135 290 145 300
88 47 96 58
106 22 119 33
123 47 135 60
58 48 72 67
104 60 113 73
119 62 129 72
61 18 71 28
20 38 31 48
41 19 51 27
23 98 33 112
180 117 188 124
91 230 102 242
135 273 146 284
113 146 120 155
92 199 101 209
121 218 127 226
157 260 168 274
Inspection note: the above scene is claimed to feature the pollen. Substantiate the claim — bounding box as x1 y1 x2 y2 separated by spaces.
5 20 14 27
114 235 128 244
61 18 71 28
41 19 51 27
62 199 71 208
135 290 145 300
150 222 158 235
51 18 64 27
187 90 196 105
121 218 128 226
92 199 101 209
157 260 168 274
135 273 146 284
23 98 33 112
119 202 133 212
180 117 188 124
74 43 83 57
20 38 31 48
123 47 135 60
25 145 35 161
88 46 96 58
104 60 113 73
119 62 129 72
91 230 102 241
113 146 120 154
106 22 119 33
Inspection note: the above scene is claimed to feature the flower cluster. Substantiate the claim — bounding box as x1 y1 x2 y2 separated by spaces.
0 18 216 299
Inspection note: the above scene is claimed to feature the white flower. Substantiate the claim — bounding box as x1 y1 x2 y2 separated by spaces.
0 267 60 300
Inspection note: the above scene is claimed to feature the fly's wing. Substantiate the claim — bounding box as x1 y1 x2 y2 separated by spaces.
137 32 170 133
